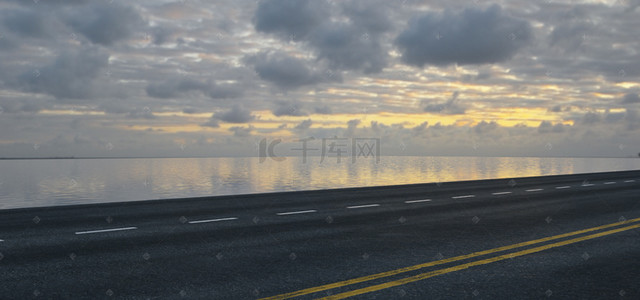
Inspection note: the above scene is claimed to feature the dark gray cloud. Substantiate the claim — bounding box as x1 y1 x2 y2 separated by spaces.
423 91 466 115
201 118 220 128
206 83 243 99
272 100 308 116
549 22 592 52
341 0 393 34
411 121 428 137
2 9 53 39
252 0 391 74
622 93 640 104
308 22 388 74
294 119 312 130
17 48 109 99
395 5 532 67
0 98 52 114
99 102 129 114
146 78 208 99
314 105 332 114
549 105 563 113
344 118 361 136
149 26 173 45
182 108 200 114
213 104 255 123
146 77 242 99
253 0 330 40
538 121 565 133
580 112 602 125
245 51 328 90
126 107 156 119
473 121 498 134
229 125 253 137
66 3 145 46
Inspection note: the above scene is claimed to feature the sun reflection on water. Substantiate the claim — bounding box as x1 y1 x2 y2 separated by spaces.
0 156 639 209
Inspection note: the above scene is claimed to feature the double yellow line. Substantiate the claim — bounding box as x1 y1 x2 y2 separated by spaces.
261 217 640 300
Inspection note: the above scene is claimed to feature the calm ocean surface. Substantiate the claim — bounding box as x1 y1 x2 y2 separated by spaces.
1 156 639 209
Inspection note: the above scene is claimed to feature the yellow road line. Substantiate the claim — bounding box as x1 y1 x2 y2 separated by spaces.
260 217 640 300
319 223 640 300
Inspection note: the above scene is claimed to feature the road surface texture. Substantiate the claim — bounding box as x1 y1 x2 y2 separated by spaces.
1 170 640 299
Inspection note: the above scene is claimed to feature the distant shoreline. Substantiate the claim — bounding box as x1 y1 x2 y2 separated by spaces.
0 155 639 160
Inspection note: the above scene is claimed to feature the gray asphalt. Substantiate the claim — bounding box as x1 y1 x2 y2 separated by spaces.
1 170 640 299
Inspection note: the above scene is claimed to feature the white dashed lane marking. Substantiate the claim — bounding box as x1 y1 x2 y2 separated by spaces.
64 177 636 235
492 192 512 195
404 199 432 204
276 210 317 216
347 204 380 209
75 227 138 235
188 217 238 224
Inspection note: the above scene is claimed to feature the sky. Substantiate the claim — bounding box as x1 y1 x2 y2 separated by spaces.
0 0 639 158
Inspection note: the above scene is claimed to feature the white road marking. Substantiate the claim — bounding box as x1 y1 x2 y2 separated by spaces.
525 189 544 192
624 180 636 183
555 186 571 189
276 210 317 216
188 217 238 224
492 192 512 195
0 239 4 242
452 195 475 199
604 182 616 185
75 227 137 235
581 184 595 187
347 204 380 209
404 199 432 203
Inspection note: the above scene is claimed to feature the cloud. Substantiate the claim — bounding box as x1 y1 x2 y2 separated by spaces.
395 5 532 67
272 100 308 116
146 77 242 99
580 112 602 125
213 104 255 123
314 105 332 114
411 121 429 137
66 3 145 46
2 9 53 39
146 77 208 99
308 21 388 74
423 91 466 115
622 93 640 104
473 120 498 134
538 121 565 133
201 118 220 128
245 51 329 90
17 48 109 99
294 119 312 130
341 0 393 34
0 98 52 114
549 22 592 52
149 26 173 45
229 125 253 137
344 118 361 136
253 0 330 40
126 107 156 119
252 0 391 74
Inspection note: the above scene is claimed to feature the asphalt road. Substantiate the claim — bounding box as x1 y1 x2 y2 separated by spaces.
1 170 640 299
